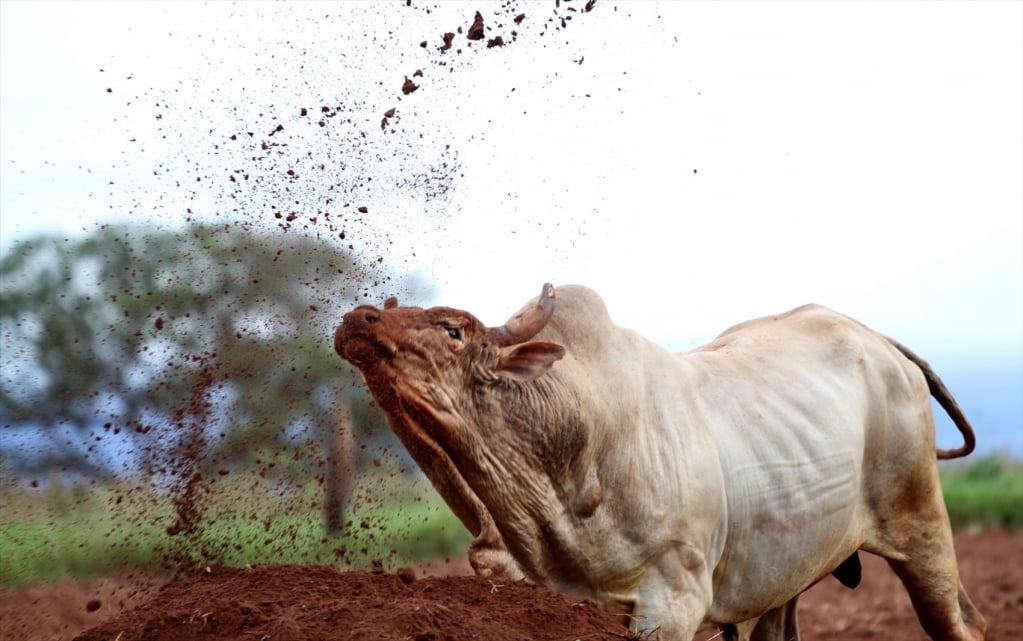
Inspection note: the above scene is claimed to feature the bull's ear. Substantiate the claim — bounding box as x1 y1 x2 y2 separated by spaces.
495 342 566 382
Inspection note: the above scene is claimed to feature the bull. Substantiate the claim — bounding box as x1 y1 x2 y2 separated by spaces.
333 283 986 640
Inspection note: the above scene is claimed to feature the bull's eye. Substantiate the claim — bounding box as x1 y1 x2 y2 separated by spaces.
446 327 463 341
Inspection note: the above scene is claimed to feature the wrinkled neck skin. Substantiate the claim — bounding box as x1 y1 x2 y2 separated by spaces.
357 331 590 582
350 343 500 575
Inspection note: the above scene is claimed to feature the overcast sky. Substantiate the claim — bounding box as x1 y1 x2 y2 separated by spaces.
2 0 1021 368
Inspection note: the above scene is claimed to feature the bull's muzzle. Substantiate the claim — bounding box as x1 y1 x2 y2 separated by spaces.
334 305 386 366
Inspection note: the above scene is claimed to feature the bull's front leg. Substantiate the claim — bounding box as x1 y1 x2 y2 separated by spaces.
748 597 800 641
721 597 801 641
467 530 527 581
629 543 715 640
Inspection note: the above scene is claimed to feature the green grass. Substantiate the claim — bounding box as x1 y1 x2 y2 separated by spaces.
940 455 1023 529
0 472 471 587
2 457 1019 587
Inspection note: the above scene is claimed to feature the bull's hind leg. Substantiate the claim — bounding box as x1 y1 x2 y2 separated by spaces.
869 466 986 639
886 551 986 641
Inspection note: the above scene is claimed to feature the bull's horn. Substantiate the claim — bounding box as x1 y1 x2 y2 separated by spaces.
488 283 556 346
384 297 399 310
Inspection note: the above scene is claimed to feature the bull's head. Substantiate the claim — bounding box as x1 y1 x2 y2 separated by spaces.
333 283 568 577
335 282 565 384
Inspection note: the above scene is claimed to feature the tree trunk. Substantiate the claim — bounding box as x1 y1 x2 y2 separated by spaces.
324 381 357 534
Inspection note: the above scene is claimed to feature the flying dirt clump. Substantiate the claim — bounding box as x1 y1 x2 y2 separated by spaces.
467 11 486 40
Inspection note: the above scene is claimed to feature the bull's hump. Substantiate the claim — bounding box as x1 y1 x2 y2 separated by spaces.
542 285 615 338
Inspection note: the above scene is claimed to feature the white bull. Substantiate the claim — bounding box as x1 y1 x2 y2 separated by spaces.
334 283 986 640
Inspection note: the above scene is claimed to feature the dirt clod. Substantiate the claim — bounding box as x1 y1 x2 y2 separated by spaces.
467 11 485 41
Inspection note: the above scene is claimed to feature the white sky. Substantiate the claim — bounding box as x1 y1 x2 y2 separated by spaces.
1 0 1021 368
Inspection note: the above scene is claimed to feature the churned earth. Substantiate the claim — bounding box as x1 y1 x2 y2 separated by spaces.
1 528 1019 641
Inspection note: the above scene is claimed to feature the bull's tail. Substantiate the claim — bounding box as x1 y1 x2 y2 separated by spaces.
885 336 976 459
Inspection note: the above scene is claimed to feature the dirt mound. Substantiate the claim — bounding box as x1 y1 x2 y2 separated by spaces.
71 564 638 641
4 531 1019 641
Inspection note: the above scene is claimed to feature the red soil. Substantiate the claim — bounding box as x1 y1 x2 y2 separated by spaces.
2 529 1019 641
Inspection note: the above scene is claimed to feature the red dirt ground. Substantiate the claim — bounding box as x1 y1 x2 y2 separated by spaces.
2 528 1019 641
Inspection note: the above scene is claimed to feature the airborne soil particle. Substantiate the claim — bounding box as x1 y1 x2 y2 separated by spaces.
467 11 485 41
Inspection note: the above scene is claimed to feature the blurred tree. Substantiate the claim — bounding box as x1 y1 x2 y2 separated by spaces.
0 222 418 533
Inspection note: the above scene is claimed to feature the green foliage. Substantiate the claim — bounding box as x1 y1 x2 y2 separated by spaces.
1 222 432 546
0 471 471 587
941 456 1023 529
0 222 421 480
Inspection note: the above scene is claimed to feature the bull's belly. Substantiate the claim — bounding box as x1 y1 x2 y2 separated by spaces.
707 449 863 621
